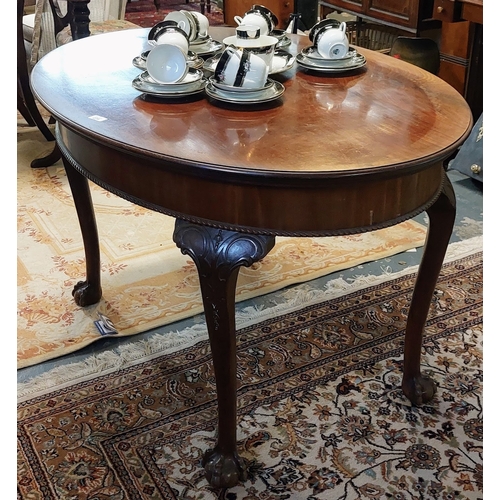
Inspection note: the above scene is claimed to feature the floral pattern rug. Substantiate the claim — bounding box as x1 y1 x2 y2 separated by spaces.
17 248 483 499
17 131 427 369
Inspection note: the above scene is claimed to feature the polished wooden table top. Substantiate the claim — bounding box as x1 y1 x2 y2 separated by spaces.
33 26 471 170
32 27 472 234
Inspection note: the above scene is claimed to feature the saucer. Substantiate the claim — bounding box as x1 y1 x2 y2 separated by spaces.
205 80 285 104
139 68 203 86
132 75 206 97
190 34 211 45
133 54 204 70
296 52 366 72
132 55 147 70
276 36 292 49
222 34 279 49
141 49 199 62
203 50 295 75
209 76 275 93
270 50 295 73
270 29 291 48
189 37 224 56
133 68 206 96
301 45 356 62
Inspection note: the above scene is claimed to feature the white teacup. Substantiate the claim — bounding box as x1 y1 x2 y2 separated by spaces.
148 20 189 54
214 46 268 89
146 43 189 84
190 11 210 39
251 5 278 29
234 10 274 36
164 11 197 42
222 26 278 70
236 24 261 40
315 21 349 59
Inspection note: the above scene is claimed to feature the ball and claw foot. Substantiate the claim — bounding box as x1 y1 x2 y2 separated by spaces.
202 447 248 488
402 374 437 406
72 280 102 306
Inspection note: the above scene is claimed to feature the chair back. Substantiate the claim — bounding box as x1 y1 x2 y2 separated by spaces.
389 36 440 74
30 0 127 68
346 22 407 53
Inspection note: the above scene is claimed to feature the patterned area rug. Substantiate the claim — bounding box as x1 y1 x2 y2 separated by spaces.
124 0 225 28
17 243 483 499
17 131 428 369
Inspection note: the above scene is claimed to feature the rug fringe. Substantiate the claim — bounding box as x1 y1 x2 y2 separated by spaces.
17 235 482 402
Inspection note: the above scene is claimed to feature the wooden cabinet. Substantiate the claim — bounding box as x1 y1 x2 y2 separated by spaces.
366 0 422 28
433 0 483 121
223 0 294 29
318 0 438 34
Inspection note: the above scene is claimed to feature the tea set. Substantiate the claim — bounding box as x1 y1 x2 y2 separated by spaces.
296 19 367 72
131 7 367 105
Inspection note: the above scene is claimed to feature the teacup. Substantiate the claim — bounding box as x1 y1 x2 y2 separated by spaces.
223 26 278 70
251 5 278 28
236 24 261 40
214 46 268 89
148 20 189 54
146 43 189 84
164 11 197 42
234 9 275 36
190 11 210 40
308 18 340 44
180 10 204 41
314 21 349 59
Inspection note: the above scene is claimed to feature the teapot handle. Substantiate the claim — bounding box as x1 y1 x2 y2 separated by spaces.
339 22 346 33
234 16 243 25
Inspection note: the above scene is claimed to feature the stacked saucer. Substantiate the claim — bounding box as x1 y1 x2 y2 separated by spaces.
205 45 285 105
269 29 291 48
296 46 367 73
132 49 204 71
189 36 225 57
132 68 206 98
205 76 285 105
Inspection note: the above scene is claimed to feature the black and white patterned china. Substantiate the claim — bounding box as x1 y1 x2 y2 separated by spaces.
270 29 292 48
132 50 204 71
301 45 356 62
204 79 285 104
189 37 225 57
296 48 366 72
132 68 206 97
209 76 275 93
204 49 295 75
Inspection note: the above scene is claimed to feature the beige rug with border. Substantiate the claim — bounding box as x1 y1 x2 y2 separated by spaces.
17 129 427 369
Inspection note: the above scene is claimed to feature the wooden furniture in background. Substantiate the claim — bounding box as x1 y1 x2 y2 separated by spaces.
345 21 408 53
223 0 294 29
389 36 441 74
317 0 440 35
18 0 55 143
31 26 472 489
21 0 138 168
433 0 482 121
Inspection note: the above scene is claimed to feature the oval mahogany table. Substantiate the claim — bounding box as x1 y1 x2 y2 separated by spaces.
31 26 473 489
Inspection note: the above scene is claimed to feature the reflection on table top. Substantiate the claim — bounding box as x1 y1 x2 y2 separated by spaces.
31 26 472 177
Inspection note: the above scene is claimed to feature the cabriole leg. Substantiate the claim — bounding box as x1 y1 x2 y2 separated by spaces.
402 175 456 405
173 219 275 488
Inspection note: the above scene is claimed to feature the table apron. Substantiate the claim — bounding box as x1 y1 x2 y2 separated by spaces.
59 124 445 237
